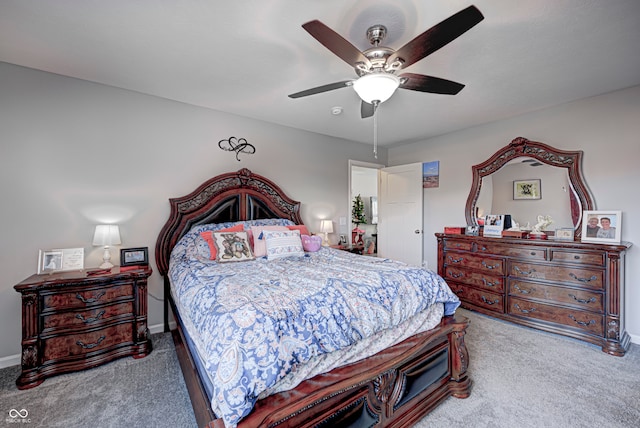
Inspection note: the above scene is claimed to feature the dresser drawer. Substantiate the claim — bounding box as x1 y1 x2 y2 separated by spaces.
445 251 505 274
456 284 504 313
508 297 604 336
43 322 134 362
444 240 472 251
509 262 603 290
445 267 504 292
550 250 605 267
43 302 134 331
476 242 546 261
507 279 603 312
43 284 134 310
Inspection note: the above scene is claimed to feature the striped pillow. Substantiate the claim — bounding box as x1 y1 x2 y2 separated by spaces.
263 230 304 260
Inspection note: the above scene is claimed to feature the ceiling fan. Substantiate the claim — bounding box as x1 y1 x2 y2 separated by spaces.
288 5 484 118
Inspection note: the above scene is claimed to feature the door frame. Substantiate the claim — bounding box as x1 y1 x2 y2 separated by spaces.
348 160 384 244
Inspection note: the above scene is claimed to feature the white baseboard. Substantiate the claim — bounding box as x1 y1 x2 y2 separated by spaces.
1 322 177 370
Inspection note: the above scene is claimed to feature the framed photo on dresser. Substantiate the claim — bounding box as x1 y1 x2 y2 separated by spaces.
581 210 622 244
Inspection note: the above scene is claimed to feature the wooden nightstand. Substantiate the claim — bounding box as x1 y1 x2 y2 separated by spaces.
13 266 152 389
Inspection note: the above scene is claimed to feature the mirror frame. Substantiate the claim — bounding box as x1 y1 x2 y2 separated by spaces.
465 137 595 238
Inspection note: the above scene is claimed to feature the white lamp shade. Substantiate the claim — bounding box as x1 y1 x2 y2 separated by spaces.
92 225 121 246
320 220 334 234
353 73 400 104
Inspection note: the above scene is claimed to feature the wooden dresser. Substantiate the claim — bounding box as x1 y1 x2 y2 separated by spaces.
436 234 631 356
14 266 152 389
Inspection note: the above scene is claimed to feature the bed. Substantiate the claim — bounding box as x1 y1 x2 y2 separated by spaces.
155 168 471 428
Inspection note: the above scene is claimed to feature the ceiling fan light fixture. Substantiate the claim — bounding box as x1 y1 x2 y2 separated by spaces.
353 73 400 104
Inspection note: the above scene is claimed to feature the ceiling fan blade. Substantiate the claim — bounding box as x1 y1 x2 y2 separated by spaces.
388 5 484 70
302 20 372 69
361 101 375 118
399 73 465 95
288 80 353 98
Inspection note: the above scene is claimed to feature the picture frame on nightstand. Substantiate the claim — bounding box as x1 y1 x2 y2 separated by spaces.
38 248 84 274
120 247 149 267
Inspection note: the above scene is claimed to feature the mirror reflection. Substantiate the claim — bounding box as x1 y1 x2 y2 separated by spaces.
476 158 577 230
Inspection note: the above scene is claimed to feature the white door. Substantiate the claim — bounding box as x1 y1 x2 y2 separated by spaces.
378 163 424 266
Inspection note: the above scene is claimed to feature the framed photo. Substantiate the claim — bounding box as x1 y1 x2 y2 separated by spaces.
484 214 504 237
554 227 575 241
38 248 84 274
120 247 149 267
466 225 480 236
513 179 541 200
581 210 622 244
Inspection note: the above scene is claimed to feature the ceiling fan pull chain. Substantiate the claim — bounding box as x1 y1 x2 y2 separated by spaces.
373 102 379 159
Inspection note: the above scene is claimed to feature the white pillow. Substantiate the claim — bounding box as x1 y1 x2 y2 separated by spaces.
250 225 289 257
263 230 304 260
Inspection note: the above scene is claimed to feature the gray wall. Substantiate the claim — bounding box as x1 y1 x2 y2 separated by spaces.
387 85 640 344
0 62 387 362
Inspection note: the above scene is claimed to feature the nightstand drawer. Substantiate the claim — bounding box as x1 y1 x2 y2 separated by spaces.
43 302 135 331
43 284 133 310
43 322 134 362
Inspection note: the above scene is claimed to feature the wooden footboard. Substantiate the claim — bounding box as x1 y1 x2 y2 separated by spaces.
171 296 471 428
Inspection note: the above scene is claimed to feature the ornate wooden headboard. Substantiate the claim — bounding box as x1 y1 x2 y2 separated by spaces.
155 168 302 277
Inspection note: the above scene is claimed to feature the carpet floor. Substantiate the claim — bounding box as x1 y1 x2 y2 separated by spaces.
1 309 638 427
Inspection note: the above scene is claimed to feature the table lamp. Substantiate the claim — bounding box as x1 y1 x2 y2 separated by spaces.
320 220 333 247
93 224 121 269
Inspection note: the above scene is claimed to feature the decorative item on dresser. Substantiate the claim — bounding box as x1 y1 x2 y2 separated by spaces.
13 266 152 389
437 234 630 356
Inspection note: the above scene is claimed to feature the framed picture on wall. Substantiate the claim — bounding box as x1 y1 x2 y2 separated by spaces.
581 210 622 244
513 179 541 200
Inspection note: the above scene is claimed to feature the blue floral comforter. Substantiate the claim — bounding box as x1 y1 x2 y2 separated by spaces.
169 219 460 427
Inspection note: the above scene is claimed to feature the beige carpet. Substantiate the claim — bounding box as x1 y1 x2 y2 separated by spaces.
1 309 638 427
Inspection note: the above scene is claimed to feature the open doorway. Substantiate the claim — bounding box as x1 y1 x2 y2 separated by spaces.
348 160 383 254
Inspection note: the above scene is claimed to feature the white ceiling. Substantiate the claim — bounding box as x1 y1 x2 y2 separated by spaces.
1 0 639 147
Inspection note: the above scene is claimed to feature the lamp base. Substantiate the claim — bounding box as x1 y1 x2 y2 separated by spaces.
99 261 115 269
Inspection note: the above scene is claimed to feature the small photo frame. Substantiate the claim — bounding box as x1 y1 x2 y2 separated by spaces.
38 248 84 274
513 179 542 200
581 211 622 244
484 214 504 237
466 225 480 236
120 247 149 267
554 227 575 241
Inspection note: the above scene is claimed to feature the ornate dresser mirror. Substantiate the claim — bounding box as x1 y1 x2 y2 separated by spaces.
464 137 595 238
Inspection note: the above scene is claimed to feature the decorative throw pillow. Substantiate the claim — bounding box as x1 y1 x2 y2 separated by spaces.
212 231 254 263
286 224 310 237
200 224 244 260
250 225 289 257
301 234 322 252
263 230 304 260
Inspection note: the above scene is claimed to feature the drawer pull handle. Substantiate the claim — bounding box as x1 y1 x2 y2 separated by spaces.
574 255 581 259
568 314 596 327
513 266 536 276
569 273 597 283
482 261 500 270
76 310 106 324
449 271 464 278
76 336 106 349
448 256 464 263
481 296 500 305
514 303 536 314
568 294 596 304
514 284 534 294
454 288 464 294
481 278 498 287
480 246 487 252
76 292 106 304
530 252 537 256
